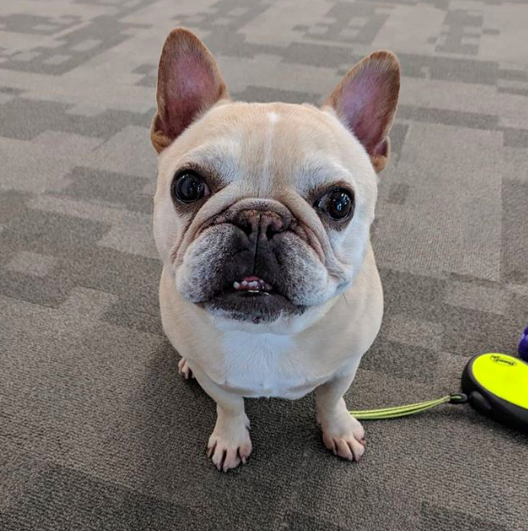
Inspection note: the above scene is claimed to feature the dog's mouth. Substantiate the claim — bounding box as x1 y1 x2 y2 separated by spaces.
205 275 305 323
232 275 273 294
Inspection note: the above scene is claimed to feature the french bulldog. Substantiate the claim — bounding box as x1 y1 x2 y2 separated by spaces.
151 28 400 471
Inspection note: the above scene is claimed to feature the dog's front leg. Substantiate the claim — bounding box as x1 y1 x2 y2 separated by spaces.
189 363 252 472
315 361 365 462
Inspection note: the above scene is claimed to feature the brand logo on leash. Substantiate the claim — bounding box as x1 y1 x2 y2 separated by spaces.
490 354 516 367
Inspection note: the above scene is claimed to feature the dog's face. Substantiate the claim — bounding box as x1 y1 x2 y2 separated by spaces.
152 29 399 330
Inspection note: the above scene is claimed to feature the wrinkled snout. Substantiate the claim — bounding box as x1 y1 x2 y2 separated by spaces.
232 208 292 241
216 200 293 242
175 198 333 322
206 200 295 292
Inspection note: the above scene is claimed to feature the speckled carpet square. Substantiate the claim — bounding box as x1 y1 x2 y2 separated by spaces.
1 0 528 530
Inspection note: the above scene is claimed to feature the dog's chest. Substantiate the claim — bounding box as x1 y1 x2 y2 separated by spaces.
207 331 330 399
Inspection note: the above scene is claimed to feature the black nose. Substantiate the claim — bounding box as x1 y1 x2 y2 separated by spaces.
234 209 291 240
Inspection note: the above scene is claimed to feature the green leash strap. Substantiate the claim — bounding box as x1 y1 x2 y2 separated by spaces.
349 393 467 420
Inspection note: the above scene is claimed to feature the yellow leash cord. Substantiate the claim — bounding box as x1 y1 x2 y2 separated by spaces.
349 393 468 420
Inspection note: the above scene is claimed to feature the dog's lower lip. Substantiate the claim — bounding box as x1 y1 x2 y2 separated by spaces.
204 286 305 321
230 290 271 297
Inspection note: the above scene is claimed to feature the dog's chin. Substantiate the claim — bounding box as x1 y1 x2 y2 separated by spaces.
202 289 306 324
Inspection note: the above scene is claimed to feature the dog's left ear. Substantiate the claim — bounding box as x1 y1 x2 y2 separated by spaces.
151 28 229 153
324 51 400 172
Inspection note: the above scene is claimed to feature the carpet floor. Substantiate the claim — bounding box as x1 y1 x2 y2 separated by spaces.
1 0 528 530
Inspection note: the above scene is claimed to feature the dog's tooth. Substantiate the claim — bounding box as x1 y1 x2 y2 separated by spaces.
241 281 248 287
233 281 240 289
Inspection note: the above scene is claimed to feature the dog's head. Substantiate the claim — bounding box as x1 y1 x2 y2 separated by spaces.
152 29 399 331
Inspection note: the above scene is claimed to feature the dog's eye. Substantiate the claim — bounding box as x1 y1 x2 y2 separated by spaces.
172 171 210 203
314 188 354 221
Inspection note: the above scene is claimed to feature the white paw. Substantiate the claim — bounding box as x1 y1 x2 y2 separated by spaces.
178 358 194 379
207 413 252 472
321 414 366 462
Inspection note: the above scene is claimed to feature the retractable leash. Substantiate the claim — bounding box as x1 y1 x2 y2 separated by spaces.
349 327 528 433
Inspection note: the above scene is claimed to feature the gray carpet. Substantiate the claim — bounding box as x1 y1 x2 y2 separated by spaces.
1 0 528 530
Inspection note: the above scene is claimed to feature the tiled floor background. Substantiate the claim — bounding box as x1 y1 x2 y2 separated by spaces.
1 1 527 530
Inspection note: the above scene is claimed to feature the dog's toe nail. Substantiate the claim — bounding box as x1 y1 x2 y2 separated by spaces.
207 443 216 458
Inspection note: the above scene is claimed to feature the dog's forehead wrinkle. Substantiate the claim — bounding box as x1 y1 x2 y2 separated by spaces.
296 155 354 190
167 137 242 185
259 110 281 194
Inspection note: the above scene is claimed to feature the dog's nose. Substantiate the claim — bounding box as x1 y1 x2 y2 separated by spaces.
234 209 291 240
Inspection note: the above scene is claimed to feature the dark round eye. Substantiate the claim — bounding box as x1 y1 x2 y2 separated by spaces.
315 188 354 221
172 171 209 203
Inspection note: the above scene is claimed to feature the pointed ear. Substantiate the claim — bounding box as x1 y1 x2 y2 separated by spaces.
324 51 400 172
151 28 228 153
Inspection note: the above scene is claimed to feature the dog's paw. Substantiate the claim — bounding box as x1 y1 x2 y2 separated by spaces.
321 414 366 462
207 413 252 472
178 358 194 379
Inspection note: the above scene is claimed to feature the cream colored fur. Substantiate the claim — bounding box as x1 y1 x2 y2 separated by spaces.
151 29 399 471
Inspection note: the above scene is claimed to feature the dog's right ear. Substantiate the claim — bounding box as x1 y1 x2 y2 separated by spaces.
151 28 228 153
